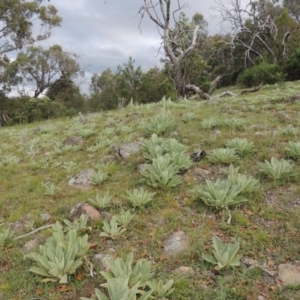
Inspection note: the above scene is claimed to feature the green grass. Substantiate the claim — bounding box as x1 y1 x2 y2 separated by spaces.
0 81 300 299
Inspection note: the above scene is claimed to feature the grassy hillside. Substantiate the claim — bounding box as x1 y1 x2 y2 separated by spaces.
1 81 300 300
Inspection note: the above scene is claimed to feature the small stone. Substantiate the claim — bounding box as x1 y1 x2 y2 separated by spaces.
164 231 188 256
112 142 141 161
278 263 300 286
40 213 51 222
212 130 221 135
173 266 195 276
137 164 148 173
68 169 94 190
8 221 24 232
257 295 265 300
99 155 115 164
255 132 263 137
93 253 113 270
70 203 101 221
63 136 83 146
24 238 41 251
194 168 211 178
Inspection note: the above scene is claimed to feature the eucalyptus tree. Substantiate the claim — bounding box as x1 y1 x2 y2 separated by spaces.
12 44 83 98
0 0 61 56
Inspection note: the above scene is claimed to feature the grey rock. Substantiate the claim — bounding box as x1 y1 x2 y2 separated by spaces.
190 149 206 162
193 168 211 178
99 155 115 164
137 164 148 173
173 266 195 276
23 238 41 252
278 263 300 286
164 231 188 256
8 221 24 232
68 169 94 190
257 296 265 300
93 253 113 270
112 142 141 161
70 203 101 221
40 213 51 222
63 136 83 146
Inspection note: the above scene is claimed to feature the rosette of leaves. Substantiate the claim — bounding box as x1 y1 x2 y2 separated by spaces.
147 279 174 299
80 277 152 300
140 156 181 188
113 209 134 228
228 173 259 194
0 226 14 248
140 134 165 161
91 169 109 185
193 179 247 209
87 191 112 209
63 215 91 233
143 110 176 136
226 138 254 156
100 217 127 239
100 252 153 290
285 141 300 160
202 236 242 270
125 187 156 208
25 223 89 283
257 157 297 181
207 148 239 164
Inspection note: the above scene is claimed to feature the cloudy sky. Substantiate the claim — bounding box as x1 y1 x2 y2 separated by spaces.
36 0 223 93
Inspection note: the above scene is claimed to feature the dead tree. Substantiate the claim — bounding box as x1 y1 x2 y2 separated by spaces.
139 0 204 98
240 83 262 95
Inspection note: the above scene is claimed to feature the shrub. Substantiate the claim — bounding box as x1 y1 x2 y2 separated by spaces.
238 63 285 87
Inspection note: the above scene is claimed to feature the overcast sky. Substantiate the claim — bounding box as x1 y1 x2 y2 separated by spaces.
35 0 222 94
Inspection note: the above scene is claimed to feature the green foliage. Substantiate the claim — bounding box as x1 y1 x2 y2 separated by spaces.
181 112 196 123
87 191 112 209
284 47 300 81
257 157 297 180
226 138 254 156
42 181 57 196
100 217 127 239
227 166 259 193
82 279 152 300
141 134 191 171
193 179 247 210
143 110 176 136
140 156 182 188
0 226 14 248
207 148 239 164
25 222 89 283
63 215 91 233
238 63 285 87
125 187 155 208
147 279 175 299
113 209 134 228
91 170 109 185
100 252 153 289
202 236 242 270
285 141 300 160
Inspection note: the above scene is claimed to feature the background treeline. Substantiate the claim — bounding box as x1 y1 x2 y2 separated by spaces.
1 0 300 126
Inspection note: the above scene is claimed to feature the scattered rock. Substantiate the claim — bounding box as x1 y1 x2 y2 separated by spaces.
254 132 263 137
257 295 265 300
112 142 141 161
93 253 114 270
68 169 94 190
70 203 101 221
212 130 221 135
23 238 41 251
275 111 291 122
190 149 206 162
99 155 115 164
173 266 195 276
164 231 188 257
40 213 51 222
63 136 83 146
278 263 300 286
137 164 148 173
193 168 211 178
8 221 25 232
